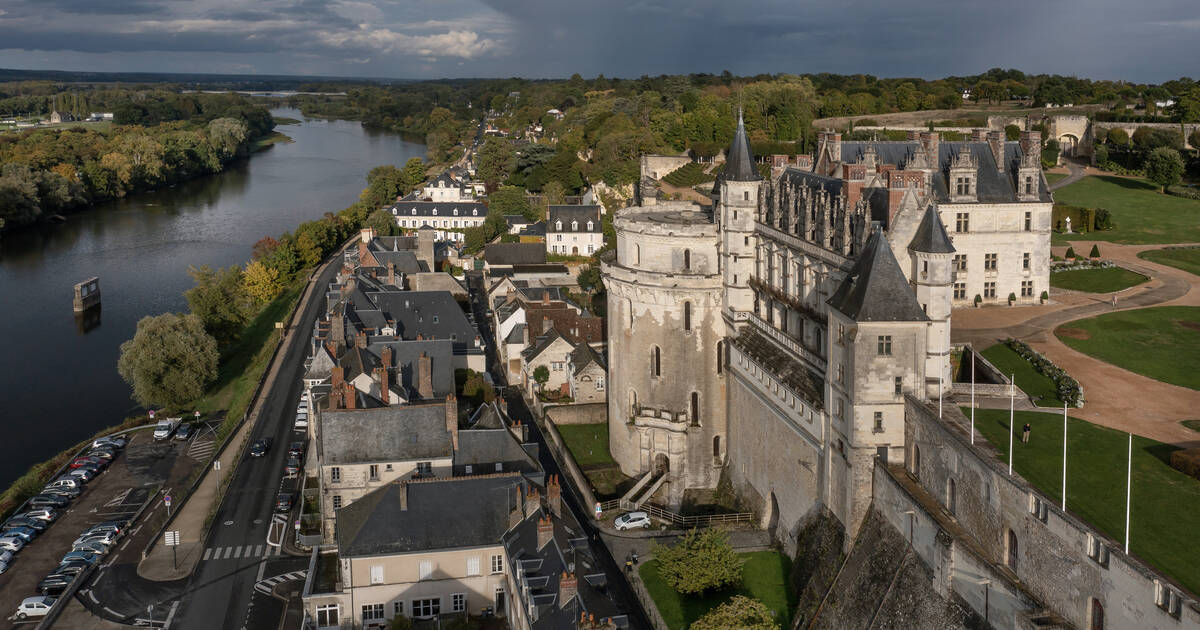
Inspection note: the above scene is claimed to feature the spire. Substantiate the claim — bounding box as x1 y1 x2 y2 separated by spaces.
723 108 760 182
828 227 929 322
909 205 956 254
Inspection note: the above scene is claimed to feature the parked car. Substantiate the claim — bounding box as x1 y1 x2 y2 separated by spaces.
3 526 37 542
60 551 99 566
296 400 309 414
3 517 48 532
92 436 127 450
294 412 308 430
84 520 126 536
69 456 107 469
46 476 82 490
0 536 27 552
73 531 117 547
70 541 109 556
287 441 306 459
14 596 55 620
85 448 115 460
249 438 272 458
38 574 73 596
274 493 294 513
18 509 58 522
614 511 652 531
284 457 301 476
0 550 14 565
27 494 70 508
0 557 9 575
54 560 89 576
174 423 194 441
42 485 83 499
153 417 181 440
68 468 97 483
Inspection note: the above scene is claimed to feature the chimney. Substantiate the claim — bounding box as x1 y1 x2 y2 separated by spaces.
558 572 578 608
547 474 562 516
387 262 396 286
376 367 389 405
906 130 920 141
987 131 1005 171
919 131 940 161
827 132 842 163
1020 130 1041 157
381 346 392 369
418 352 433 399
526 488 542 518
360 227 375 244
445 393 458 450
510 488 525 528
343 382 356 410
331 366 344 390
399 483 408 510
542 291 550 305
971 128 988 141
331 311 345 351
536 515 554 549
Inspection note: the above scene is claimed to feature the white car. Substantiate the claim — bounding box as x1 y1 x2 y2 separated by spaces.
16 509 57 522
614 511 652 531
14 596 55 620
0 536 26 552
294 412 308 430
73 531 117 547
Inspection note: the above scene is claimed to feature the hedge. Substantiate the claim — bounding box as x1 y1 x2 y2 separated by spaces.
1053 205 1098 233
1003 338 1085 407
1171 448 1200 481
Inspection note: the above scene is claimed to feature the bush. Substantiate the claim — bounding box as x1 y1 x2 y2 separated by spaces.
1107 128 1129 146
1170 448 1200 481
1166 185 1200 200
1008 292 1017 304
1090 244 1101 258
650 528 744 595
1003 338 1084 407
1040 290 1049 302
1066 247 1077 259
974 294 982 306
1094 208 1113 231
691 596 780 630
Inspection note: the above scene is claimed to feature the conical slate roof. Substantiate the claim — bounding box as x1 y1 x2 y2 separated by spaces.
723 110 760 182
909 205 956 254
828 228 929 322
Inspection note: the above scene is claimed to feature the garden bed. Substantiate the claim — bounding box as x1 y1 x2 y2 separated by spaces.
1049 266 1147 293
997 339 1083 407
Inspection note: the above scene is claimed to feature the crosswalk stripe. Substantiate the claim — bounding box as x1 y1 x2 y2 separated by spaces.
233 546 243 559
255 544 263 557
203 548 212 560
221 546 231 559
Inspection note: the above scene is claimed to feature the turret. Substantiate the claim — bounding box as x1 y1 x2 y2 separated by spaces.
908 205 955 396
719 110 761 321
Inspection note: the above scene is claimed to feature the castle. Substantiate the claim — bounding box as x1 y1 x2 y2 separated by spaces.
601 116 1200 629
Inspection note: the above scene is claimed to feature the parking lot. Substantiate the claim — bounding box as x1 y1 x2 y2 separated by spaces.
0 427 204 628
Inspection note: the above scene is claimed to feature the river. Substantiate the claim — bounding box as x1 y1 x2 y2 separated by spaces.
0 109 425 489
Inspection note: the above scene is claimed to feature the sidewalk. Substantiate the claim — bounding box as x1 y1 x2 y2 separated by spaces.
137 258 335 581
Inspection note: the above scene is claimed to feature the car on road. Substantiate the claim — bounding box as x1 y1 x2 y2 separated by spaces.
37 574 73 596
3 517 48 532
174 423 194 441
60 551 99 566
17 509 58 522
294 412 308 430
274 492 294 513
69 456 107 469
284 457 301 476
0 536 27 552
249 438 272 457
70 541 109 556
14 595 55 620
288 441 306 459
614 511 652 531
92 436 127 450
27 494 70 508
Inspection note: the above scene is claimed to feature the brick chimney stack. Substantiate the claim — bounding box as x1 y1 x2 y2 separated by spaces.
1020 130 1042 160
331 366 344 390
526 488 542 518
343 382 356 410
355 332 367 349
387 261 396 286
542 291 550 305
536 515 554 549
376 367 389 405
558 572 578 608
972 128 988 141
418 352 433 399
445 393 458 450
547 474 562 516
987 130 1005 172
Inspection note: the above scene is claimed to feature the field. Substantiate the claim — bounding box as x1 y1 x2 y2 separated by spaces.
980 344 1064 407
968 408 1200 596
1138 247 1200 278
555 422 633 499
1055 306 1200 391
1051 176 1200 244
640 551 796 630
1049 267 1147 293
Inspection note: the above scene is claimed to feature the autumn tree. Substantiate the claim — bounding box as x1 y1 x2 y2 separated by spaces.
207 117 249 160
650 528 744 595
118 313 218 408
251 236 280 261
243 260 283 303
185 265 252 345
690 596 779 630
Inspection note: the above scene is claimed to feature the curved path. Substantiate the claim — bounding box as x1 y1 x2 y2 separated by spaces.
1047 160 1086 191
953 242 1200 447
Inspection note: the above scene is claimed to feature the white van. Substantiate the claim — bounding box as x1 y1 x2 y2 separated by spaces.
153 418 182 440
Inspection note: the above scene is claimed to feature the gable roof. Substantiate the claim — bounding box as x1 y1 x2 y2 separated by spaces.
723 110 760 182
485 243 547 265
357 291 479 350
828 228 929 322
320 403 453 465
569 342 605 373
547 206 602 233
390 200 487 218
909 205 956 254
522 329 573 363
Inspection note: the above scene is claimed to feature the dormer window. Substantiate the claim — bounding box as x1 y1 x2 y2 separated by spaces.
454 208 459 216
586 221 593 231
556 220 563 231
432 208 438 216
1025 176 1034 195
571 220 578 231
411 208 417 215
955 177 972 196
472 209 478 216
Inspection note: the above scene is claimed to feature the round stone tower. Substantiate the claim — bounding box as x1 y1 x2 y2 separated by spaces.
602 202 726 508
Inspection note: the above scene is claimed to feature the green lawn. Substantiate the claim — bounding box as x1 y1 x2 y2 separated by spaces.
1049 267 1148 293
980 344 1064 406
1055 306 1200 390
640 551 796 630
967 408 1200 596
1183 420 1200 433
1051 175 1200 244
556 423 617 467
1139 247 1200 278
1045 172 1068 185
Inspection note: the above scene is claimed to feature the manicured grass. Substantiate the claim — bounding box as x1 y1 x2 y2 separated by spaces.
556 423 617 468
1051 175 1200 244
1045 172 1068 185
1139 247 1200 278
980 344 1064 406
1183 420 1200 433
967 408 1200 596
640 551 796 630
1049 267 1147 293
1055 306 1200 390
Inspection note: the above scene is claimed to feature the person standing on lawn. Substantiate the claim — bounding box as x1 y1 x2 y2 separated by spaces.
1022 422 1032 443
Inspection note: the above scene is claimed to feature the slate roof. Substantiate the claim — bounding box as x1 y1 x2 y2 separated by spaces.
520 221 547 238
337 475 523 557
364 339 455 399
485 243 547 265
569 343 605 373
730 327 824 409
547 205 602 233
390 200 487 218
522 330 570 363
320 403 452 465
505 214 532 227
909 205 956 254
455 428 540 473
779 168 844 197
827 228 929 322
355 291 479 351
505 323 527 345
366 250 422 274
723 110 760 182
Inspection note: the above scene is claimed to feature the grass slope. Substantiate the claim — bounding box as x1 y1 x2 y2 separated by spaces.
1051 176 1200 244
1139 247 1200 278
968 408 1200 596
1055 306 1200 391
1049 267 1147 293
1045 172 1068 185
980 344 1064 407
640 551 796 630
556 423 616 467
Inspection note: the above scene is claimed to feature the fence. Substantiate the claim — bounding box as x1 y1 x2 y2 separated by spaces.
606 500 754 529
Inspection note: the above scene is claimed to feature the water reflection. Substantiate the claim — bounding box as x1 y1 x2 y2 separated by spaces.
74 306 102 335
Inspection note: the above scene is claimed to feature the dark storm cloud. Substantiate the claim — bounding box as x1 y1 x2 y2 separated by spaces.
0 0 1195 80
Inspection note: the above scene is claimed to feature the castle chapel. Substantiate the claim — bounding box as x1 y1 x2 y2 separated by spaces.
601 114 1053 541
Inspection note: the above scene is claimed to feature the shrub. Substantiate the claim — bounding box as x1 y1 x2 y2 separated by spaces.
1008 292 1017 304
1040 290 1049 302
1003 338 1084 407
974 294 982 306
1107 128 1129 145
1094 208 1113 230
1089 244 1101 258
650 528 744 595
1065 247 1076 259
691 596 780 630
1170 448 1200 481
1167 185 1200 201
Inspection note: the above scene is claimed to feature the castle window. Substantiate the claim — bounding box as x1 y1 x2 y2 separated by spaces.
1006 529 1019 570
743 191 750 201
1024 211 1032 231
955 176 972 196
912 444 921 478
837 364 845 384
955 213 969 233
713 435 721 458
873 412 883 433
877 336 892 356
691 392 700 425
1021 281 1033 297
716 340 724 375
634 244 640 265
651 347 661 378
683 249 691 271
954 254 967 272
683 302 692 331
954 283 966 299
1090 599 1104 630
1023 252 1030 269
1025 177 1035 196
985 253 998 271
985 282 997 298
630 390 638 416
895 377 903 395
948 479 957 515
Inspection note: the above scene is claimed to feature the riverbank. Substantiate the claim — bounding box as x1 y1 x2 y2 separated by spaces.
253 130 295 152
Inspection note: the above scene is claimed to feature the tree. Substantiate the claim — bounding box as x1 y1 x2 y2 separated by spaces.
207 117 249 160
690 596 779 630
1089 244 1101 258
243 260 283 304
487 186 534 221
250 236 280 261
533 365 550 391
1004 124 1021 141
650 528 744 595
400 157 427 193
577 265 602 293
185 265 252 344
476 137 517 190
542 180 566 207
117 313 218 408
1145 147 1185 192
1189 129 1200 151
1107 128 1129 146
365 208 399 236
361 164 405 208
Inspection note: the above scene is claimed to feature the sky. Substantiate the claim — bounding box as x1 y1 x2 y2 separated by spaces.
0 0 1196 83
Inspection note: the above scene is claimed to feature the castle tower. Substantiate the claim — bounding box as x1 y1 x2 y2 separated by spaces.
909 205 956 396
718 110 762 323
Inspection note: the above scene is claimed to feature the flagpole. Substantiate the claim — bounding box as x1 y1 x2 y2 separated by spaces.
938 372 943 418
1061 403 1067 511
1124 432 1132 554
970 349 975 445
1008 374 1014 476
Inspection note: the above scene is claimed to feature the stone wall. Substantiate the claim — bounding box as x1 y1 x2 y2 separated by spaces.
903 397 1200 630
640 154 693 181
545 403 607 426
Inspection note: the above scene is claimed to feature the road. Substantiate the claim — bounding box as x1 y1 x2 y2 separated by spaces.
168 258 343 630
